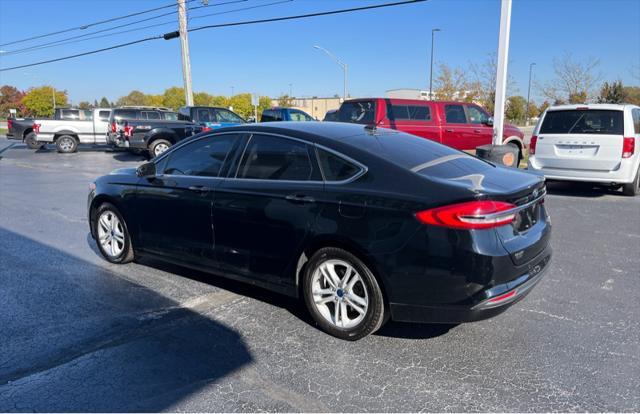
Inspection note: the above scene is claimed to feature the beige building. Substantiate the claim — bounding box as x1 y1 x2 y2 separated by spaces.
270 97 344 120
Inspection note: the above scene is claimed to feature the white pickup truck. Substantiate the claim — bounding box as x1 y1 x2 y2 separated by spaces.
33 108 112 153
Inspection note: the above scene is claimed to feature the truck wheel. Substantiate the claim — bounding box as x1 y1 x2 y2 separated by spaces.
149 139 172 158
622 167 640 197
56 135 78 153
25 132 44 150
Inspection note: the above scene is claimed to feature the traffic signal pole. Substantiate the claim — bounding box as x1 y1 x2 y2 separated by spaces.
177 0 194 106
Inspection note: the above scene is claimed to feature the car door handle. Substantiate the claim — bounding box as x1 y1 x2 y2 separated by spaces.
188 185 211 193
285 194 315 204
445 129 455 132
473 129 482 133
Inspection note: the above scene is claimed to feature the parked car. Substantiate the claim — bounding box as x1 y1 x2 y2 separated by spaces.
260 107 315 122
31 108 112 153
6 117 35 147
178 106 246 130
88 122 551 340
337 98 526 162
528 104 640 196
323 109 338 122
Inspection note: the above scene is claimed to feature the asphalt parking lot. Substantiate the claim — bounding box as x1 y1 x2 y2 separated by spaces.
0 138 638 412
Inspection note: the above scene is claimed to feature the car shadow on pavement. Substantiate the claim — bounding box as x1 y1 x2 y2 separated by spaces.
545 180 625 198
85 234 456 341
1 227 252 412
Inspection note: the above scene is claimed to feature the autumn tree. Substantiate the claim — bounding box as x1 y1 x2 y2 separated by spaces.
0 85 26 117
162 87 185 110
622 86 640 105
115 90 147 106
538 100 551 116
22 86 68 117
526 100 539 120
505 95 527 123
469 53 517 113
597 81 627 104
277 94 294 107
78 101 91 109
434 63 472 101
540 53 601 103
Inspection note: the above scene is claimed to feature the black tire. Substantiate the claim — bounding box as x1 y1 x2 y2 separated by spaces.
302 247 386 340
93 202 134 264
56 135 78 153
149 139 172 158
24 132 44 150
622 166 640 196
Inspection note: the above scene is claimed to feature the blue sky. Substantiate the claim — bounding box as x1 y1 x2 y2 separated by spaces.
0 0 638 105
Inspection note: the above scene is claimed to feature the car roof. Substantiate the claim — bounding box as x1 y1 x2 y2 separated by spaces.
546 103 634 111
343 97 481 106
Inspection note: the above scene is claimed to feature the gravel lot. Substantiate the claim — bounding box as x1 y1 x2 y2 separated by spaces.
0 138 638 412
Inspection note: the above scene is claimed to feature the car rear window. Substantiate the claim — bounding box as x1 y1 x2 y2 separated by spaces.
113 110 138 122
540 110 624 135
338 101 376 124
261 110 281 122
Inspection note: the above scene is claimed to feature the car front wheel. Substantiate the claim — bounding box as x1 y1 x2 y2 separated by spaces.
94 203 134 264
303 247 386 340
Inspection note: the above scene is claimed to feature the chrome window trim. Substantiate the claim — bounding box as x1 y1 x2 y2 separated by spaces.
313 143 368 185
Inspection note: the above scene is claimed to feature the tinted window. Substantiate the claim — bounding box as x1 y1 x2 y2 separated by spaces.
387 104 431 121
323 111 338 122
540 110 624 135
163 112 178 121
98 111 110 121
466 106 489 124
632 109 640 134
163 134 238 177
261 110 280 122
338 101 376 124
445 105 467 123
216 109 244 123
237 134 313 181
81 110 93 121
60 109 80 120
289 110 314 121
317 148 361 181
197 108 213 123
142 111 161 120
113 110 138 123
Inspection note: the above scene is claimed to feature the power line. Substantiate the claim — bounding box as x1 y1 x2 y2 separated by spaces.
0 1 196 48
0 0 248 56
0 0 427 72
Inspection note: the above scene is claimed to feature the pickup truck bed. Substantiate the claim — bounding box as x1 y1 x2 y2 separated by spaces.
110 119 202 158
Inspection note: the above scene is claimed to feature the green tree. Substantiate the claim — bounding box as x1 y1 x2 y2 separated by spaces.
162 87 185 110
597 81 627 103
434 63 471 101
526 100 538 120
78 101 91 109
22 86 68 117
210 95 228 107
194 92 214 106
228 93 253 118
277 94 294 107
0 85 26 117
258 96 272 117
505 95 527 123
99 97 110 107
115 90 147 106
145 94 165 107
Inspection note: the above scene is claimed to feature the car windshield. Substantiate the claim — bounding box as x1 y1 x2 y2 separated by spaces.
217 109 244 123
338 101 376 124
540 110 624 135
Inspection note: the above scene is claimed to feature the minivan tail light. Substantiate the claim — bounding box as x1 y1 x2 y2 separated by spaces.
415 200 517 230
622 137 635 158
111 121 117 133
529 135 537 155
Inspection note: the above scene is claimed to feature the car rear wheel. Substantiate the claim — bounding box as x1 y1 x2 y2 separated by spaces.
94 203 134 264
622 167 640 196
25 132 44 150
303 247 386 340
149 139 171 158
56 135 78 153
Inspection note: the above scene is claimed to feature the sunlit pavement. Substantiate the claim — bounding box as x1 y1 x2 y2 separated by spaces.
0 138 638 412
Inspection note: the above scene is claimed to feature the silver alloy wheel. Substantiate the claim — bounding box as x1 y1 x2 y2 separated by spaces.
59 137 74 152
97 210 125 258
153 142 170 156
311 259 369 329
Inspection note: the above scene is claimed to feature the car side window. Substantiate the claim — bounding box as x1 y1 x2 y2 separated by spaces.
289 110 309 121
98 111 110 121
162 134 239 177
237 134 313 181
197 108 212 123
142 111 161 120
387 104 431 121
445 104 467 124
216 109 244 123
163 112 178 121
633 109 640 134
316 148 362 182
466 105 488 124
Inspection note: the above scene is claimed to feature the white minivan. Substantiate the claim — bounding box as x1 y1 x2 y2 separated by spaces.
528 104 640 196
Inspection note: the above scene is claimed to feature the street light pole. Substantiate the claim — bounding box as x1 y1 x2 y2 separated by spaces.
177 0 194 106
429 28 441 100
525 62 536 126
313 45 348 101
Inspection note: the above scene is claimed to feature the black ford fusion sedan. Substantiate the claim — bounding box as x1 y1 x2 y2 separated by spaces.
88 122 551 340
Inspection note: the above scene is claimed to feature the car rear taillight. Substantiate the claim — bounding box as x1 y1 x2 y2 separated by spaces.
415 200 517 230
111 121 117 133
202 126 212 132
7 119 12 130
33 123 41 133
529 135 537 155
123 125 133 138
622 137 635 158
487 289 518 305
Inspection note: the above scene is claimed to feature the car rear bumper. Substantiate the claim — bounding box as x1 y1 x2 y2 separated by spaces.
528 156 638 184
389 245 552 324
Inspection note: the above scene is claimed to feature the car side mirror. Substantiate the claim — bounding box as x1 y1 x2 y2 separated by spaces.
136 162 156 178
484 117 494 126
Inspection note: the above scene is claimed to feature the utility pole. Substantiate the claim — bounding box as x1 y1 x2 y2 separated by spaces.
177 0 194 106
313 45 348 101
525 62 536 126
429 28 440 101
492 0 512 146
52 86 56 111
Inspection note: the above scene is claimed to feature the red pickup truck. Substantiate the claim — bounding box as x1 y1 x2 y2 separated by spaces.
336 98 526 161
